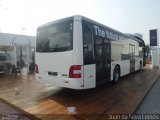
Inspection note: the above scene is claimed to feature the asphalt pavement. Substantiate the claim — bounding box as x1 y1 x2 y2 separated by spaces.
135 79 160 114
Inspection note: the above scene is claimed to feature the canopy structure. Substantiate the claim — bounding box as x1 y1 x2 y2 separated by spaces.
0 32 35 47
0 32 36 74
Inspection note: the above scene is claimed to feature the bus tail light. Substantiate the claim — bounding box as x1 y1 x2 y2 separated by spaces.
35 64 39 73
69 65 82 78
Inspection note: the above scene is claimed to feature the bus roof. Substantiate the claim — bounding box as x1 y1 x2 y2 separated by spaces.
37 15 145 46
80 15 145 46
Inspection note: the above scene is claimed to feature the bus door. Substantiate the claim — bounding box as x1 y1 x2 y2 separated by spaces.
95 37 111 85
129 44 135 72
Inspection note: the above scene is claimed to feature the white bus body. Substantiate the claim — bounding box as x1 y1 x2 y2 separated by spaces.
35 15 145 89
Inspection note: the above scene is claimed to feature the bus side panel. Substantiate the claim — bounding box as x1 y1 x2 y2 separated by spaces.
83 64 96 89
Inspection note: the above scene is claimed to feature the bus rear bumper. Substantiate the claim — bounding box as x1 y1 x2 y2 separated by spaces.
36 73 85 90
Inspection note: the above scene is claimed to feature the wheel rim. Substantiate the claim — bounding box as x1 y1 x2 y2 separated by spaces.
114 67 119 82
114 72 119 81
139 63 142 69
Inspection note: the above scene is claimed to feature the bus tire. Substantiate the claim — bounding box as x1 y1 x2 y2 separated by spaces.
113 66 120 83
139 61 142 70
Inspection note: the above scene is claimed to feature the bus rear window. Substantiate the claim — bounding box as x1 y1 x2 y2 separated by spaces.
36 22 73 52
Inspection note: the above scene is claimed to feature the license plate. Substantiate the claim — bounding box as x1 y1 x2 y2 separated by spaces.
48 71 58 76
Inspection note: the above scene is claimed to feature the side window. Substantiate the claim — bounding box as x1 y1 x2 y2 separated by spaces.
83 21 94 65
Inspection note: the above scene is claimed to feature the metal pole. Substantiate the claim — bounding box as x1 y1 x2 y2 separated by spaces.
13 45 17 68
20 46 22 68
26 45 29 74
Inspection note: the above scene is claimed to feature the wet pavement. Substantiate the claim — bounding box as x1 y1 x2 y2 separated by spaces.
0 66 160 120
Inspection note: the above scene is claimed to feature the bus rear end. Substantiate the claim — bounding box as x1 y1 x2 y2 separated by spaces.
35 16 87 89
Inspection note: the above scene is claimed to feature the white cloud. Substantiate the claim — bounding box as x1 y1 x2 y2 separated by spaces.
149 25 159 30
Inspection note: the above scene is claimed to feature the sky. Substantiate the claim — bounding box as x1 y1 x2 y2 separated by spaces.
0 0 160 44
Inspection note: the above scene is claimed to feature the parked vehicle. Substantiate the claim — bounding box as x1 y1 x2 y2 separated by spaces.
35 15 146 89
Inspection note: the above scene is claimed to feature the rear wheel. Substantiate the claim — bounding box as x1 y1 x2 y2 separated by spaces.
139 62 142 70
113 66 120 83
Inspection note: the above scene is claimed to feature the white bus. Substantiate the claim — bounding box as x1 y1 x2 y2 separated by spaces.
35 15 146 89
